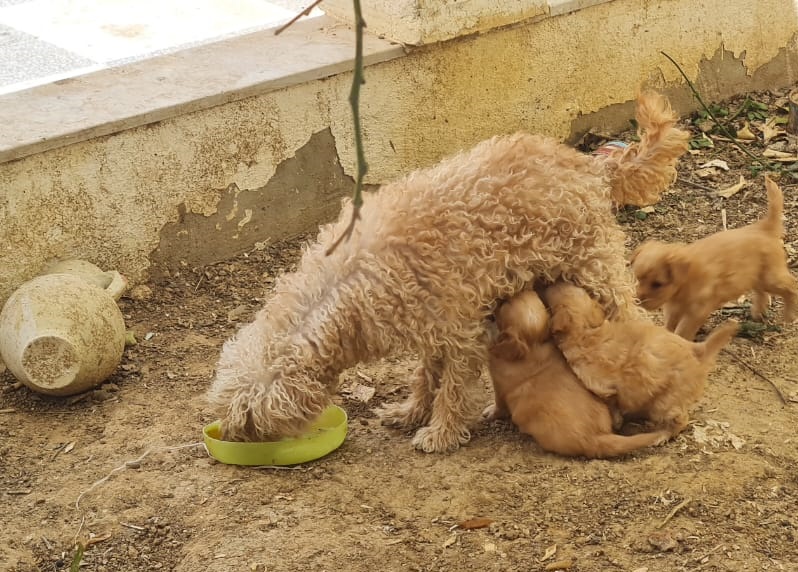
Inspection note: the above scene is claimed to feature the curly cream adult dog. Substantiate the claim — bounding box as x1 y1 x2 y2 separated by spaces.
208 92 689 453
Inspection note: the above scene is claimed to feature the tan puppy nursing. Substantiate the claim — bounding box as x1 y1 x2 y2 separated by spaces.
486 290 669 458
631 176 797 340
543 283 738 439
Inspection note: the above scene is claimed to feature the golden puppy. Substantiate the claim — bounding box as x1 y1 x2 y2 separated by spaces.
543 283 738 438
486 290 669 458
631 176 797 340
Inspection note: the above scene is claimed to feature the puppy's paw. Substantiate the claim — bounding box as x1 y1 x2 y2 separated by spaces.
377 399 431 430
481 403 497 420
412 424 471 453
653 430 672 446
610 407 625 432
481 403 508 421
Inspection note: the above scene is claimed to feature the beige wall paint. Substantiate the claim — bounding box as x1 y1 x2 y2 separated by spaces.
1 0 796 302
321 0 549 45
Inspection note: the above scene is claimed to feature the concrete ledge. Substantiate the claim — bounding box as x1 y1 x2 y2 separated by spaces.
321 0 616 46
0 15 404 164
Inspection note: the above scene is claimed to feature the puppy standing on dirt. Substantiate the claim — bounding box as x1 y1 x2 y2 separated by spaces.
631 176 798 340
207 92 689 453
486 290 669 458
543 283 738 439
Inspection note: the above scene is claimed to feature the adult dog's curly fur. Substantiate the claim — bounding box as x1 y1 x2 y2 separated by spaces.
207 91 689 453
486 290 670 458
543 283 739 438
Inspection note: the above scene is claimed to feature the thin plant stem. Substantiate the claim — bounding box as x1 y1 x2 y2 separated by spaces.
274 0 324 36
326 0 368 255
660 51 776 172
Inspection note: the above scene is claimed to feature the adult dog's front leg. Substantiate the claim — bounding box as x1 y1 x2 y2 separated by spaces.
411 345 484 453
377 357 439 430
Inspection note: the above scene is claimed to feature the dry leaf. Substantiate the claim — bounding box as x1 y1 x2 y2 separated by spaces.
695 168 717 179
763 148 795 159
715 175 747 198
85 533 112 547
342 382 375 403
736 123 757 140
640 206 656 214
443 533 458 548
545 560 574 571
699 159 730 170
63 442 76 454
540 544 558 562
762 118 784 143
458 517 494 530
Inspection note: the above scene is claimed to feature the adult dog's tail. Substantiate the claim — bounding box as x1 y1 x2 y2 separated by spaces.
604 91 690 206
755 176 784 237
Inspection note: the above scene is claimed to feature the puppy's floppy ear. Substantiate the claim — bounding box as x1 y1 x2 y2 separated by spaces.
629 244 643 267
585 300 606 328
663 248 689 284
490 330 528 361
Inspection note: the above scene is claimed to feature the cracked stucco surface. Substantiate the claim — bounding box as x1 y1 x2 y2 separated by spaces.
0 0 796 302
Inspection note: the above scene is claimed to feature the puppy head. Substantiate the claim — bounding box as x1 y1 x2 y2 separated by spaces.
630 241 686 309
543 283 605 336
491 291 549 361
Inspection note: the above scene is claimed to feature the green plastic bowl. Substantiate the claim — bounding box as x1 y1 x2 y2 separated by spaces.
203 405 348 466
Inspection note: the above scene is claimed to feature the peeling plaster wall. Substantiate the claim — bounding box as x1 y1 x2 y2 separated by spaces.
0 0 796 302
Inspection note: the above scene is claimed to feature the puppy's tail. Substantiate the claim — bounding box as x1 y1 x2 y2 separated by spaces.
693 319 739 364
587 429 670 459
604 91 690 207
756 176 784 237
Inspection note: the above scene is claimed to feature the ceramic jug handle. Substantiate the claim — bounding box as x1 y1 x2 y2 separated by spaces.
103 271 128 301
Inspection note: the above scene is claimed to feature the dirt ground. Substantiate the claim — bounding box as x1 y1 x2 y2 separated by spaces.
3 86 798 572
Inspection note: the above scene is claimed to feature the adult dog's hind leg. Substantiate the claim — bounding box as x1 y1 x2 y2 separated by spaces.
411 344 484 453
378 356 440 430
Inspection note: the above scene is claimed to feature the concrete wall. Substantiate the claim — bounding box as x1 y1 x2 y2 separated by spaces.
1 0 797 302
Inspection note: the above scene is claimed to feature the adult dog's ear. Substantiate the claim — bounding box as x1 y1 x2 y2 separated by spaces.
490 331 528 361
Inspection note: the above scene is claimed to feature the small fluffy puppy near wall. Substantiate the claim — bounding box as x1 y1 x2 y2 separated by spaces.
207 92 689 453
486 290 669 458
631 176 798 340
543 283 738 438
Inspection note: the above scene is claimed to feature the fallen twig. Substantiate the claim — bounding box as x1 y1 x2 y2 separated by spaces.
252 464 307 471
677 176 717 193
75 442 203 510
657 497 691 529
722 348 789 405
